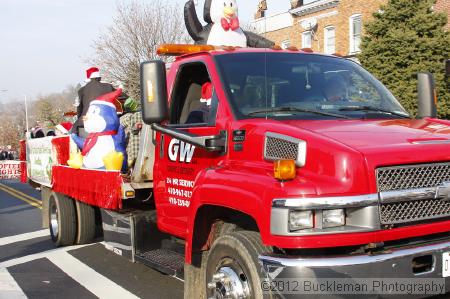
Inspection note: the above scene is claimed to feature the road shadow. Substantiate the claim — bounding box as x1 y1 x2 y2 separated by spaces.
0 236 53 263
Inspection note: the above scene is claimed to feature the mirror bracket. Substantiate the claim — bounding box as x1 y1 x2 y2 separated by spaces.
151 124 227 153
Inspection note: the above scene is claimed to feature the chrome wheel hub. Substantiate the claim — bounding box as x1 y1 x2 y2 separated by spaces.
207 266 250 299
50 202 59 237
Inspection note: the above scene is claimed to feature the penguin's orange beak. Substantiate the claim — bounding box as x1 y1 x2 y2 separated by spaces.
223 6 235 18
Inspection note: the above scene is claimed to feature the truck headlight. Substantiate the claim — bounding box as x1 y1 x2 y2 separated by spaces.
289 210 314 231
322 209 345 228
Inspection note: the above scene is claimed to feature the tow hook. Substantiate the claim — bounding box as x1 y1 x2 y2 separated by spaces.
364 242 391 256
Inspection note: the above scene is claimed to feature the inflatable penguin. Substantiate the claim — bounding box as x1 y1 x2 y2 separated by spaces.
184 0 275 48
71 89 127 172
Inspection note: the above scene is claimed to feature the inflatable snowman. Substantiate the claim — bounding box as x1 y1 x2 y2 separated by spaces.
71 89 127 171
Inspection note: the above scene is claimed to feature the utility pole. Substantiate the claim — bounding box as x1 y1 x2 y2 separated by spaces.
24 95 29 133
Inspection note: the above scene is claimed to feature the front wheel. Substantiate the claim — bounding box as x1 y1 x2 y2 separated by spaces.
205 231 272 299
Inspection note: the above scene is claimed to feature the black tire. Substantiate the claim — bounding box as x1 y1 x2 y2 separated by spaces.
218 221 238 235
205 231 273 299
48 193 76 247
75 201 96 245
184 251 208 299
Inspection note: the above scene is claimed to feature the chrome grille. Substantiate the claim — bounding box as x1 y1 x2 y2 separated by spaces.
264 136 298 161
380 198 450 224
377 162 450 225
376 162 450 192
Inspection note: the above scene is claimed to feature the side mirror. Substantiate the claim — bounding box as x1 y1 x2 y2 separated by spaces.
417 72 437 119
140 60 169 124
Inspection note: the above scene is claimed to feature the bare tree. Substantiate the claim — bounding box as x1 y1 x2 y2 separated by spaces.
0 85 78 148
89 1 190 100
0 102 28 150
33 85 77 127
0 117 21 150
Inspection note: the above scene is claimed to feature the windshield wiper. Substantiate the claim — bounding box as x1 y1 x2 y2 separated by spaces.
338 106 410 118
246 107 352 119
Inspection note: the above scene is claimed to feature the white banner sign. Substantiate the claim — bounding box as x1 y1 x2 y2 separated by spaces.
27 137 55 186
0 161 21 179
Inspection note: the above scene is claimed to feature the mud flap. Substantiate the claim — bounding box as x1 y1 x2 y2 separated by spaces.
41 186 51 228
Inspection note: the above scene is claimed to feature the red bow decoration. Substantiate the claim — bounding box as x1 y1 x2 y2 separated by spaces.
82 130 117 156
221 17 240 31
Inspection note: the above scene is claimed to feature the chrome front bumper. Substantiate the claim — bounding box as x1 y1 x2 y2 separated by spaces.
259 240 450 298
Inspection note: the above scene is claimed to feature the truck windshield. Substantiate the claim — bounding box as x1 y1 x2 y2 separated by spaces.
215 53 409 120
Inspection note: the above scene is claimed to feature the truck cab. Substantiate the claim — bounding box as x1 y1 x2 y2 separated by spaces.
142 46 450 297
29 45 450 298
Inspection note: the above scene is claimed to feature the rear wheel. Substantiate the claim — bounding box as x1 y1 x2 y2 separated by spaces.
49 193 76 247
75 201 96 244
205 231 273 299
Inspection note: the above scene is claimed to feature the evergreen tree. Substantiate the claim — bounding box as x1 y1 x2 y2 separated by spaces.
359 0 450 117
35 99 61 126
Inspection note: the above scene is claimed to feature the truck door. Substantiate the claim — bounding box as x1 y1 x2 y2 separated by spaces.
154 60 224 238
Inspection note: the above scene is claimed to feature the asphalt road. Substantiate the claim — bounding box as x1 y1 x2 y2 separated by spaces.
0 179 183 299
2 180 450 299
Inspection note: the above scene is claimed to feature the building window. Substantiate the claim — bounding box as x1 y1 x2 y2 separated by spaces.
302 31 312 48
281 40 291 49
324 26 335 54
349 14 362 54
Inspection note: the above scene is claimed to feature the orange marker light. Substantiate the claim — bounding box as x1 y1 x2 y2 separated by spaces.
274 160 297 181
157 44 216 56
146 80 154 102
300 48 314 53
286 46 299 51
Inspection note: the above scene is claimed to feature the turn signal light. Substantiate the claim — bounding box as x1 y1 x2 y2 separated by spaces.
157 44 216 56
274 159 296 180
434 89 438 105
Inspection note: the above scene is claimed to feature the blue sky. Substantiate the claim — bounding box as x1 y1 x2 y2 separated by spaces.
0 0 287 102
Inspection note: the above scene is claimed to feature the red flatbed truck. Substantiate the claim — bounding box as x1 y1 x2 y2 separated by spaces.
25 45 450 298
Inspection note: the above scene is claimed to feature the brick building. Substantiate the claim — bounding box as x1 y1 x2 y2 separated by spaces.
435 0 450 30
251 0 449 57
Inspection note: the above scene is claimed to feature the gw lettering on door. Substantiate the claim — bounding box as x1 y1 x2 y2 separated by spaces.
168 139 196 163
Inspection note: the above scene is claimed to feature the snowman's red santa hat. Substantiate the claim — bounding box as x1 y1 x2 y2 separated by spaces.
200 82 213 105
55 122 73 134
86 67 101 79
91 89 122 110
201 82 212 99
